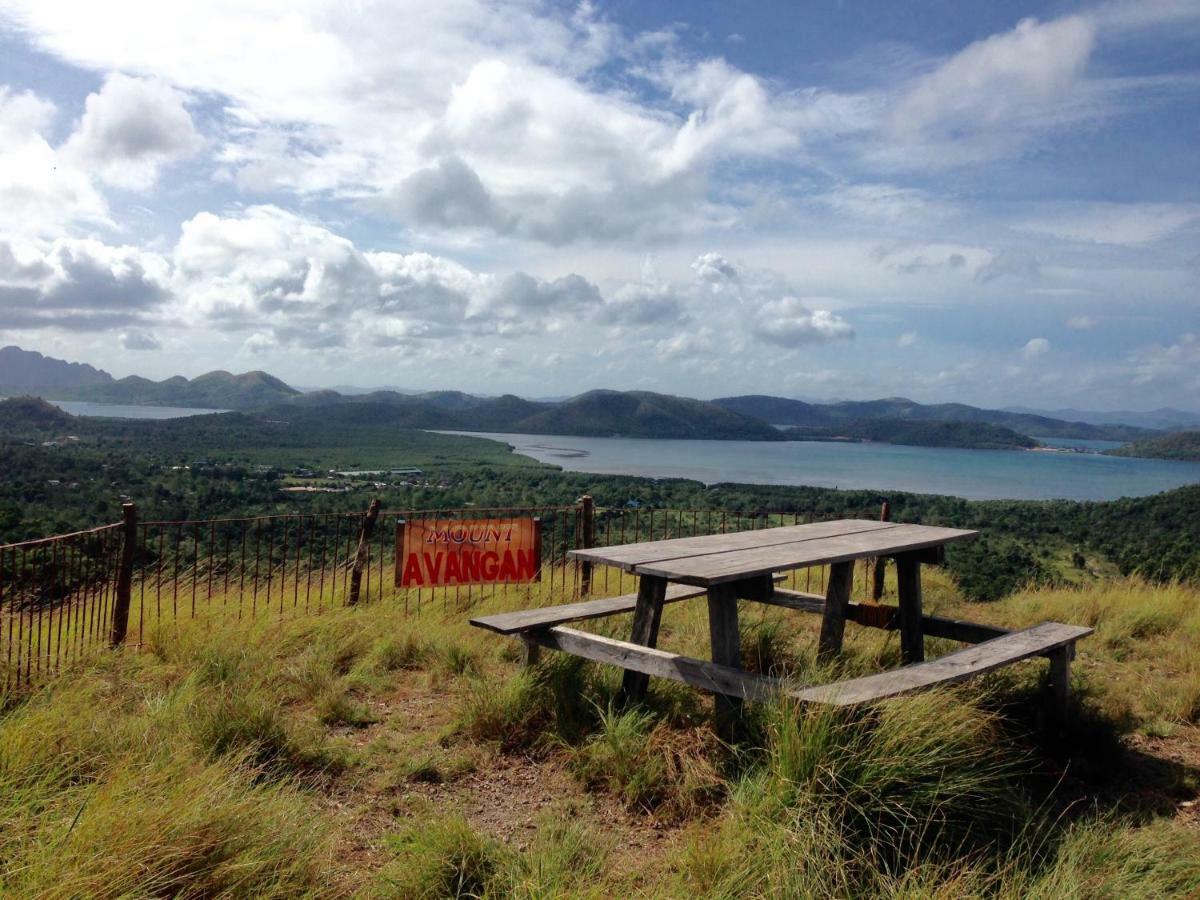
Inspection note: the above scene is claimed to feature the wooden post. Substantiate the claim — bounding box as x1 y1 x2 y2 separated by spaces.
895 551 925 664
707 582 743 741
110 502 137 647
618 574 667 705
817 560 854 663
871 501 890 601
578 495 595 597
1046 643 1074 727
347 498 381 606
520 635 541 668
393 519 406 588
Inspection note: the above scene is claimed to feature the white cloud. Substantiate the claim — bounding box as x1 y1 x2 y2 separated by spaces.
63 73 203 190
1016 202 1200 246
120 329 161 350
0 1 828 245
1022 337 1051 359
820 183 948 225
753 299 854 347
897 331 917 347
884 16 1097 165
0 233 171 331
1129 333 1200 389
1066 315 1097 330
0 86 108 234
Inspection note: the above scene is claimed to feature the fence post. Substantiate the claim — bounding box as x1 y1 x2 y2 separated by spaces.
578 494 595 597
110 502 138 647
871 500 890 601
347 498 381 606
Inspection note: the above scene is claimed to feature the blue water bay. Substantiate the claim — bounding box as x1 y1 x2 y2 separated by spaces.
446 431 1200 502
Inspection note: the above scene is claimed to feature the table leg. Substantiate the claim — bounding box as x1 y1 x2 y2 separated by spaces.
619 574 668 705
895 552 925 664
817 561 854 663
707 582 742 740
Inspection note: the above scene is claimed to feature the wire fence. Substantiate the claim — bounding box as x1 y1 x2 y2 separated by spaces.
2 498 875 690
1 523 125 688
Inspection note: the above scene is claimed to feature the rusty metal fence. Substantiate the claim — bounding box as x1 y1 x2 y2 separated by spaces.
2 497 860 689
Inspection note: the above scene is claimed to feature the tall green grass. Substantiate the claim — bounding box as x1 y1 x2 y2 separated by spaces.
1 574 1197 896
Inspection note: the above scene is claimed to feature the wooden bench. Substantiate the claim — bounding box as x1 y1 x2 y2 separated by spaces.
793 621 1093 710
470 582 711 634
472 591 1092 718
470 577 782 665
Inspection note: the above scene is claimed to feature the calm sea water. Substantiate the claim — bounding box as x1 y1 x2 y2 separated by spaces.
444 431 1200 501
46 400 227 419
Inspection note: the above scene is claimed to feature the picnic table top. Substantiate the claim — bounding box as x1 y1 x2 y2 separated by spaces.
568 518 978 586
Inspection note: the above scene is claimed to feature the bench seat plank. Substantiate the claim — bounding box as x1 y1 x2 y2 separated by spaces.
794 622 1093 706
471 575 787 635
469 583 709 634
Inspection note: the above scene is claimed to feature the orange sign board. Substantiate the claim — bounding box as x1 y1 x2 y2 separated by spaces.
396 518 541 587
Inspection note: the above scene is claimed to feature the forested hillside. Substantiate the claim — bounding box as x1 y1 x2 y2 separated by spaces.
1107 431 1200 462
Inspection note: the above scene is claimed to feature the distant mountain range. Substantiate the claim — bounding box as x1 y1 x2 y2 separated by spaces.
0 346 299 409
713 395 1153 442
0 344 1173 446
1004 405 1200 431
0 346 112 391
270 389 784 441
75 370 300 409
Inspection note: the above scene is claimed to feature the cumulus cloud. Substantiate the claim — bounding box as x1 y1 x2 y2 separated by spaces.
1129 333 1200 389
63 74 202 190
753 299 854 347
385 155 506 232
691 252 740 285
0 1 836 245
0 86 108 234
170 205 614 349
121 329 161 350
0 234 170 331
1022 337 1051 359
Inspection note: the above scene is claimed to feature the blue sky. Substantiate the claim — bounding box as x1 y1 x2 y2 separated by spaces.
0 0 1196 409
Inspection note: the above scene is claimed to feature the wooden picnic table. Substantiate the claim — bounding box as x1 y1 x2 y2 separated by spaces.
568 519 976 727
472 518 1092 740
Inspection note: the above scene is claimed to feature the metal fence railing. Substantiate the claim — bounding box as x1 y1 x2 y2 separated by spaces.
1 523 125 688
2 497 874 689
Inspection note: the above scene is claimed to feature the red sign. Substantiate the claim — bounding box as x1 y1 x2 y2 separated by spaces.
396 518 541 587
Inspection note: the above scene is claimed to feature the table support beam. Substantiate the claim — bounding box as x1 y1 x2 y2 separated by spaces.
817 561 854 663
707 582 743 741
619 574 668 705
896 552 925 664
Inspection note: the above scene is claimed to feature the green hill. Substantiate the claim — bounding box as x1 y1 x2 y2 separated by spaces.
77 370 300 408
509 390 785 440
0 396 77 432
1106 431 1200 462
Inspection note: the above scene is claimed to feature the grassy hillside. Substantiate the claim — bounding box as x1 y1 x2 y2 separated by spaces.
1108 431 1200 462
1 570 1197 896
